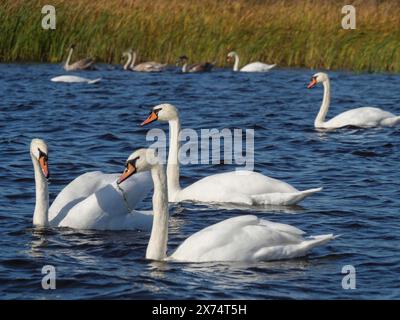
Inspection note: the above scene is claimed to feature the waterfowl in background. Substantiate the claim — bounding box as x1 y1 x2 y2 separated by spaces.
141 104 322 206
30 139 153 230
51 75 101 84
308 72 400 129
123 49 167 72
177 55 214 73
226 51 276 72
118 148 336 262
63 45 95 71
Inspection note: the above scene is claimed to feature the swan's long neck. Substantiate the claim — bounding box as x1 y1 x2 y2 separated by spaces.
123 53 132 70
315 79 331 128
146 164 169 261
31 155 49 227
65 48 73 67
233 53 240 72
130 52 137 68
167 118 181 200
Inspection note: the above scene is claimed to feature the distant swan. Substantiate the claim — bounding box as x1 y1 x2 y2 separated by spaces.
30 139 153 230
64 45 94 71
177 55 214 73
51 75 101 84
141 104 322 206
123 50 166 72
117 148 336 262
227 51 276 72
308 72 400 129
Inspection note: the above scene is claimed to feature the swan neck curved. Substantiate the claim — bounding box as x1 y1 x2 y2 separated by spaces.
233 53 240 72
167 118 181 200
146 164 169 261
32 154 49 226
123 53 132 70
315 79 330 128
130 52 137 68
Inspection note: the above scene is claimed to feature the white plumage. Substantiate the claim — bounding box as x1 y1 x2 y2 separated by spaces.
119 148 336 263
308 72 400 129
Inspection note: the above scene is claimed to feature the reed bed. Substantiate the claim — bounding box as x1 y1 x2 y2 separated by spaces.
0 0 399 72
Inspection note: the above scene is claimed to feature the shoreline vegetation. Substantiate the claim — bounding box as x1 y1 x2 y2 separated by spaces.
0 0 399 72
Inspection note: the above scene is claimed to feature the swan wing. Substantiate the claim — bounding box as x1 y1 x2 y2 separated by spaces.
171 215 334 262
69 58 94 70
176 171 300 204
133 62 166 72
240 62 276 72
188 62 213 72
51 75 100 83
49 171 152 227
56 176 152 230
325 107 395 128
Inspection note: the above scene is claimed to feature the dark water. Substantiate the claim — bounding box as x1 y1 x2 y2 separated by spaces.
0 64 399 299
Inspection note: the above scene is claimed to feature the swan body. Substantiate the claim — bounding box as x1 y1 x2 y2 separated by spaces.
123 50 167 72
30 139 153 231
175 171 322 206
51 75 101 84
308 72 400 129
64 45 94 71
177 55 214 73
141 104 322 206
227 51 276 72
171 215 335 262
118 148 336 262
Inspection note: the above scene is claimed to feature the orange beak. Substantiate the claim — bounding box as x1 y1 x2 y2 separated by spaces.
307 78 318 89
141 111 158 126
117 163 136 185
39 155 49 179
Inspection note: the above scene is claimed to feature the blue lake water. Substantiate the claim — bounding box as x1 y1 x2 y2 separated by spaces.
0 64 399 299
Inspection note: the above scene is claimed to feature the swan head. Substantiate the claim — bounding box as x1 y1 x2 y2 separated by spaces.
226 51 237 62
176 55 188 65
122 49 132 57
117 148 159 184
141 103 179 126
30 138 50 179
307 72 328 89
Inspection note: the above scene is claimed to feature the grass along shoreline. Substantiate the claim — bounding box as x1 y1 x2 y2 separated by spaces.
0 0 399 72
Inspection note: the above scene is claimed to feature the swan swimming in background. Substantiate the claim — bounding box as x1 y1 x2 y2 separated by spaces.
176 55 214 73
30 139 153 230
51 75 101 84
63 45 94 71
122 50 167 72
141 104 322 206
226 51 276 72
117 148 336 262
308 72 400 129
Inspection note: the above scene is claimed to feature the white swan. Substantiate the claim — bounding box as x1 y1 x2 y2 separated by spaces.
227 51 276 72
123 50 167 72
117 148 336 262
64 45 94 71
51 75 101 84
30 139 153 230
308 72 400 129
141 104 322 206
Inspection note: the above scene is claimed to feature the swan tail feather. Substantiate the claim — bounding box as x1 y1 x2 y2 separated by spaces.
382 116 400 126
250 187 322 206
88 78 102 84
253 233 336 261
303 233 337 250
